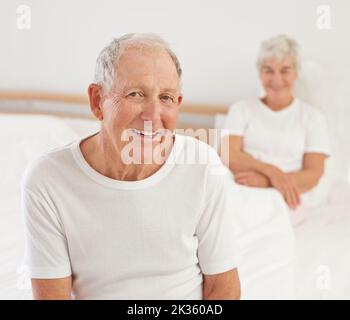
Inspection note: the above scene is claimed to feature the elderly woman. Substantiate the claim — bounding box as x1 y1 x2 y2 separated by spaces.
222 35 331 212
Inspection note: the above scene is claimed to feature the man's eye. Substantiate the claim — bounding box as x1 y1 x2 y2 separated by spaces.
128 92 142 97
161 95 174 103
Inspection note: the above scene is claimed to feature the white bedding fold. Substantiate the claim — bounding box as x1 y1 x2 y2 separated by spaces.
229 184 296 299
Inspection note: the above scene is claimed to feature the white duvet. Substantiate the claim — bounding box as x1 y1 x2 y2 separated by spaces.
232 181 350 300
294 182 350 299
231 184 296 299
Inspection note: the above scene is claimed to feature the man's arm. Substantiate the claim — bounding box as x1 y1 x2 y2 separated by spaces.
31 276 72 300
203 268 240 300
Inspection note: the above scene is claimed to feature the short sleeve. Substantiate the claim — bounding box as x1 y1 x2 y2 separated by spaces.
21 187 72 279
305 110 331 156
195 163 240 275
222 102 247 137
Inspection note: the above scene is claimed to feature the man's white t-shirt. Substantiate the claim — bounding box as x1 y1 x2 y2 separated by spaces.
223 97 331 207
22 133 239 300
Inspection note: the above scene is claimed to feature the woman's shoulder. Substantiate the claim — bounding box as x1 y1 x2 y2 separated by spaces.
228 98 259 115
295 98 327 121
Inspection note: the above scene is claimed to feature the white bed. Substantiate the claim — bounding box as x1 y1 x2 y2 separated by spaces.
294 182 350 299
0 114 91 299
232 180 350 300
1 98 349 299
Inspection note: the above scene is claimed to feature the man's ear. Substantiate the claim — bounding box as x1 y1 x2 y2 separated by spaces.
87 84 104 121
177 95 183 106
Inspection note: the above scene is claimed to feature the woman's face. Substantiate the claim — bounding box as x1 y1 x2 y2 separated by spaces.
260 56 297 102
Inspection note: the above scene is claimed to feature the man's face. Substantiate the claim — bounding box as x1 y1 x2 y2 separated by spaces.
100 46 182 161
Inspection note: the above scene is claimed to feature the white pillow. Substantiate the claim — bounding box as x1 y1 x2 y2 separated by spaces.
61 117 100 137
0 114 79 204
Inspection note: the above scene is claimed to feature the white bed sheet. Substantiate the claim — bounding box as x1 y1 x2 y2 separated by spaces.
230 184 297 299
294 182 350 299
233 181 350 300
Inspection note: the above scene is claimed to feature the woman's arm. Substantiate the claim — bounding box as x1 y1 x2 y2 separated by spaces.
220 135 273 175
220 135 300 209
287 153 327 193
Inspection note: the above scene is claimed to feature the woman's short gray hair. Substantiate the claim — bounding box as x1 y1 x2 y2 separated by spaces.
257 34 301 73
94 33 182 94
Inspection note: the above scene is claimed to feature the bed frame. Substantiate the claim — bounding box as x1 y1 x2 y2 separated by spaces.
0 90 229 130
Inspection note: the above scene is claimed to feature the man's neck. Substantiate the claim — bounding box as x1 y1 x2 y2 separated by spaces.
79 131 172 182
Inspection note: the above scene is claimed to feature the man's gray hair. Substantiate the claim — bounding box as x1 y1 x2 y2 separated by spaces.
257 34 301 73
94 33 182 94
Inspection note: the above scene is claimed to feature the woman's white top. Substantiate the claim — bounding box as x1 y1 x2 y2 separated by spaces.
223 97 331 208
223 97 331 172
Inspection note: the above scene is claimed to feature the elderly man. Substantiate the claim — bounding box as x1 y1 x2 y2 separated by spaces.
22 33 240 300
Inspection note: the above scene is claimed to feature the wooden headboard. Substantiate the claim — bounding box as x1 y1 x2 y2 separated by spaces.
0 90 229 130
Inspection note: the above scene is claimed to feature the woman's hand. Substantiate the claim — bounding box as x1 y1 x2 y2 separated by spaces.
234 171 271 188
264 165 301 210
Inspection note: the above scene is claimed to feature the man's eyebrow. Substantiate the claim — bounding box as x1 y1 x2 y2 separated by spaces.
122 84 147 92
160 88 178 94
122 85 178 94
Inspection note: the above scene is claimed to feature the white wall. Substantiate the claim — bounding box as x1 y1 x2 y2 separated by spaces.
1 0 349 105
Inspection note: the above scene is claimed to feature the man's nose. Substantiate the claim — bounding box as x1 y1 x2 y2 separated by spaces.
140 99 161 122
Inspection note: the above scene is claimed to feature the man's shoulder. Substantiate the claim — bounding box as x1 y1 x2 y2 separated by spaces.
176 134 222 165
174 134 232 184
21 140 77 191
